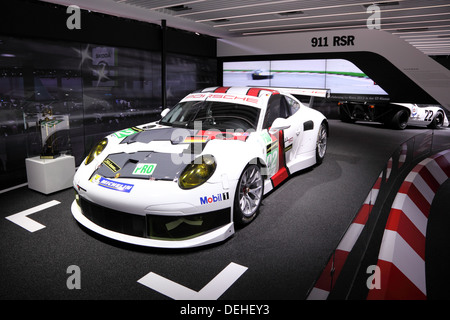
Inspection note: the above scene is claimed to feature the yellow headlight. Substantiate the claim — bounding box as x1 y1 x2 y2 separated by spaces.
178 155 216 189
85 138 108 165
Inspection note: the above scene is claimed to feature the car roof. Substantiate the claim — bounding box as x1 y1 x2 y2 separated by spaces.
197 86 331 99
183 86 329 109
199 86 281 98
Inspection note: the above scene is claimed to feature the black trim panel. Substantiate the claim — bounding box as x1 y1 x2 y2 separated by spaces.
303 120 314 131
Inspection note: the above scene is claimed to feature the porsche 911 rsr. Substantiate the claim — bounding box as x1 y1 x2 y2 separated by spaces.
252 69 274 80
72 86 329 248
338 101 449 130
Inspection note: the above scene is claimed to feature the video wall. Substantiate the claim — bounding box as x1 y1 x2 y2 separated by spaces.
223 59 388 95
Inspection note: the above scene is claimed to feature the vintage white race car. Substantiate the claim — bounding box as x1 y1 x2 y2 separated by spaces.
339 101 449 130
71 86 329 248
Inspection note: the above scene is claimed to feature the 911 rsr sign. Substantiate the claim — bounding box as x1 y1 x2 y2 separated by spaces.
311 35 355 47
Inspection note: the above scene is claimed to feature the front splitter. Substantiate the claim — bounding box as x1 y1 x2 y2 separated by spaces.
71 200 235 249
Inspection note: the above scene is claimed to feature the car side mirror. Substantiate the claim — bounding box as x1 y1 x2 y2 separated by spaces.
269 117 291 134
160 108 170 118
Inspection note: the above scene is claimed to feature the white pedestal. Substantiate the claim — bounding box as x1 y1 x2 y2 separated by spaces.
25 155 75 194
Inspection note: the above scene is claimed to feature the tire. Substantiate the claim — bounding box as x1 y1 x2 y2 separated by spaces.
233 164 264 226
339 104 355 123
316 122 328 164
390 109 409 130
428 112 444 129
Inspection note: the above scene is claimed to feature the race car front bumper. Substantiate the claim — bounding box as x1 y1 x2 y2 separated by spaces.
71 197 235 248
71 152 238 248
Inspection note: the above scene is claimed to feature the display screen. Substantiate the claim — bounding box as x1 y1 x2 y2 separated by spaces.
223 59 387 95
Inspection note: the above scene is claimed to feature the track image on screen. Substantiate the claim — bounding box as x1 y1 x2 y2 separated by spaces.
223 59 388 95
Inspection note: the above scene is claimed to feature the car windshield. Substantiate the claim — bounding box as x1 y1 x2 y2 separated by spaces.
160 100 260 131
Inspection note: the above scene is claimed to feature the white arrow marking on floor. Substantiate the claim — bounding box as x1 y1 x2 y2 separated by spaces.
5 200 61 232
137 262 248 300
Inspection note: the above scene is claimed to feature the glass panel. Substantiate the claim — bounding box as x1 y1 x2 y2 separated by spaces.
0 35 217 191
79 44 162 156
166 53 217 108
0 36 84 189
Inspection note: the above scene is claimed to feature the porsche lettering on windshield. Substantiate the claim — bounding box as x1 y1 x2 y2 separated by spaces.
183 93 259 105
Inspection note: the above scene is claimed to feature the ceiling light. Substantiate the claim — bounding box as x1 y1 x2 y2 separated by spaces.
394 28 430 33
242 25 367 36
229 13 450 32
394 29 450 36
176 0 299 17
387 24 450 32
149 0 205 11
242 22 450 37
214 4 450 28
277 11 304 16
211 19 230 23
199 0 409 23
362 1 400 8
409 41 450 45
399 36 450 41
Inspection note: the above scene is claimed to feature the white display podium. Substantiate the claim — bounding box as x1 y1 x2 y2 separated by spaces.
25 155 75 194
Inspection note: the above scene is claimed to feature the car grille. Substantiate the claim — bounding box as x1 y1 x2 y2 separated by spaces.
78 196 231 241
78 197 146 237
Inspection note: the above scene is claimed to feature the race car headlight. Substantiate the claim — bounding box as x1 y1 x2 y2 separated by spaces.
85 138 108 165
178 155 216 190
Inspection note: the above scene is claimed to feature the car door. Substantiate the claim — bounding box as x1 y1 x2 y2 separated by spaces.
282 95 304 165
262 94 297 175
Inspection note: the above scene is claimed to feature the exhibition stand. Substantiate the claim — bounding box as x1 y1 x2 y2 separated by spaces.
25 155 75 194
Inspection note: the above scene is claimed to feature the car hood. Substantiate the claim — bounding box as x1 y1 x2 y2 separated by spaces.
95 150 192 181
95 125 248 181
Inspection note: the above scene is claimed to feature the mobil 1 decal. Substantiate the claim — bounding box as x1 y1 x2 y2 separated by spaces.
200 192 230 205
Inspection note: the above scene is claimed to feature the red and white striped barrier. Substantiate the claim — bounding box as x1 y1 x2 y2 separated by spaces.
367 149 450 300
307 174 382 300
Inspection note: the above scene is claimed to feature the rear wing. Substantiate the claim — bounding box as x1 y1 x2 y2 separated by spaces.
259 87 330 108
260 87 331 98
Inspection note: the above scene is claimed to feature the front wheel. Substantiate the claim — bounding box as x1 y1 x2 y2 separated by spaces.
316 122 328 164
234 164 264 226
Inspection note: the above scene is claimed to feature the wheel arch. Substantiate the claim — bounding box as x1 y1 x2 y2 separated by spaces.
321 118 329 137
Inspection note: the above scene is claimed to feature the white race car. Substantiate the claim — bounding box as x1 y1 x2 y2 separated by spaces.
339 101 449 130
72 86 329 248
